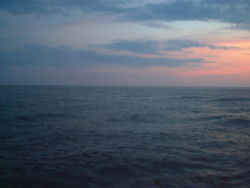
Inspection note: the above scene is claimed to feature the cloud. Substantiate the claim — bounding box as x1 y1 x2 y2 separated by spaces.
121 0 250 24
227 24 250 32
0 45 205 67
1 0 250 26
1 0 250 31
0 0 126 15
95 39 238 54
144 22 172 30
95 40 160 54
164 40 238 51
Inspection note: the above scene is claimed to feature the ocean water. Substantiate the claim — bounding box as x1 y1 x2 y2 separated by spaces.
1 86 250 188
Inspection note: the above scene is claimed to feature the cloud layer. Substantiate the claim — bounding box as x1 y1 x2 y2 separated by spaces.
1 0 250 26
95 39 238 55
0 45 204 67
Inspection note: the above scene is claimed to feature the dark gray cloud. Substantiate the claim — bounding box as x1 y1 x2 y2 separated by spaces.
0 45 204 67
0 0 126 15
1 0 250 26
95 39 238 54
121 0 250 24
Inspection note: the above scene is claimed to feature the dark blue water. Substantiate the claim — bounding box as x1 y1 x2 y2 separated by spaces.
1 86 250 187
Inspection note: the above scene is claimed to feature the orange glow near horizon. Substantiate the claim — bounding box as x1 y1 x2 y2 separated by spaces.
163 39 250 79
97 39 250 85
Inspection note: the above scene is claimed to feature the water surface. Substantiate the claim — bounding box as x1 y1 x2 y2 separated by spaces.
1 86 250 187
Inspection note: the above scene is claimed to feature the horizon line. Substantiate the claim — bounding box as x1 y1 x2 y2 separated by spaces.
1 84 250 88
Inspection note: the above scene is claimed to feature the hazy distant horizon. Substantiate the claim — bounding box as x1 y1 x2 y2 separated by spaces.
1 84 250 88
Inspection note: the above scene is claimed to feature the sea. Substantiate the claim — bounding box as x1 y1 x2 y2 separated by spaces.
1 86 250 188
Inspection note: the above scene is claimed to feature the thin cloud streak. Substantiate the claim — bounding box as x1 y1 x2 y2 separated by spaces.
94 39 239 55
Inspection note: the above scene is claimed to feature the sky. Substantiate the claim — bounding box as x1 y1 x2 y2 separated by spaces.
0 0 250 86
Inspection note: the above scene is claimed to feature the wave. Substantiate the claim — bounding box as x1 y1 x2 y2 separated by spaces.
225 117 250 126
129 114 150 123
0 145 20 151
155 159 220 172
214 97 250 102
180 96 205 100
152 172 248 188
107 113 159 123
0 135 14 140
195 114 250 127
12 113 73 122
197 115 231 121
215 115 250 127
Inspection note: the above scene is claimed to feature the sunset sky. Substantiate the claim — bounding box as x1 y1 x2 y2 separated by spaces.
1 0 250 86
